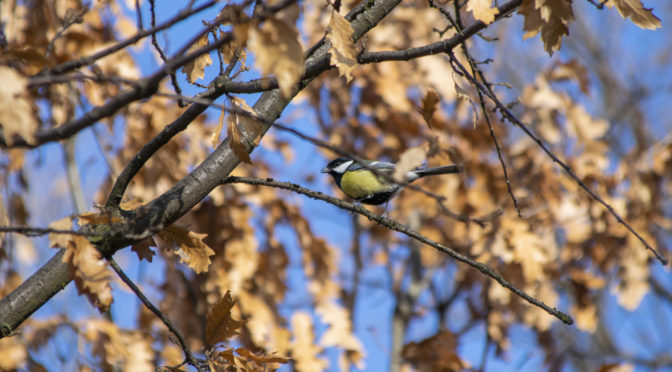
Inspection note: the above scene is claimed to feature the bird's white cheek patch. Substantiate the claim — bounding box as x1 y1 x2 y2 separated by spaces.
332 160 354 173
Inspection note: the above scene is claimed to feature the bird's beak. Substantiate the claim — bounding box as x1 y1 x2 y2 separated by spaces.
320 167 329 173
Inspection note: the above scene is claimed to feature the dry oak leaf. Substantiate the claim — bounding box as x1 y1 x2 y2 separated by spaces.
0 66 37 145
606 0 661 29
326 10 358 83
49 217 113 312
519 0 574 55
131 237 156 263
418 90 440 128
154 224 215 274
227 97 263 163
181 35 213 83
393 147 427 183
248 18 304 98
206 291 245 347
467 0 500 24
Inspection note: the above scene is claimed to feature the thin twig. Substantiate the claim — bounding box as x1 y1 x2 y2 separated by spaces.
447 51 668 265
149 0 185 107
45 8 88 58
222 176 574 324
440 0 521 216
134 0 144 30
107 257 207 371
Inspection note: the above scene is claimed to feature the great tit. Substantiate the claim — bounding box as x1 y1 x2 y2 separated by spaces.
321 157 462 205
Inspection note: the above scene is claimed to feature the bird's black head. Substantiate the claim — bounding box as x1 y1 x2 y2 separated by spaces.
321 157 354 175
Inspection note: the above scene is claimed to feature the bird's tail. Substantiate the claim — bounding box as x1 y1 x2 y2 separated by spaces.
414 164 463 178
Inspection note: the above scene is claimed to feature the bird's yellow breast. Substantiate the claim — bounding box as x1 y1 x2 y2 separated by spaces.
339 169 396 200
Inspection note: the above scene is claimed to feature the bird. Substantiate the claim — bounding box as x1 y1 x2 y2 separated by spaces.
321 157 462 205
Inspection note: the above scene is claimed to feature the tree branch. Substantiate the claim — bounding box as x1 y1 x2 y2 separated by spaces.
222 176 574 325
0 0 407 338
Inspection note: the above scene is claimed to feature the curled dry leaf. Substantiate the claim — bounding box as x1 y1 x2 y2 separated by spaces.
181 35 213 83
606 0 661 30
326 10 358 83
0 66 37 145
211 108 226 148
154 224 215 274
227 97 263 164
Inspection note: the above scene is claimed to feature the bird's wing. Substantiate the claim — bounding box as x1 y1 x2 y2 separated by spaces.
348 160 396 172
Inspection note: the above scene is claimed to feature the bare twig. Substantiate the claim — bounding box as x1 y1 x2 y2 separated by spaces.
107 257 208 371
222 176 574 324
149 0 185 107
45 7 88 58
437 0 521 216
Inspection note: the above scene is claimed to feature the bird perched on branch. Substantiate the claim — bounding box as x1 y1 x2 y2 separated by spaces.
321 157 462 205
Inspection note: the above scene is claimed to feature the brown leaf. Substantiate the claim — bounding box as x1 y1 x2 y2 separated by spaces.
607 0 661 29
49 217 114 312
181 35 213 83
393 147 426 183
155 225 215 274
418 90 440 128
326 10 358 83
402 330 466 372
467 0 500 24
519 0 574 55
0 66 37 145
248 18 304 98
131 238 156 262
211 108 226 148
205 291 245 347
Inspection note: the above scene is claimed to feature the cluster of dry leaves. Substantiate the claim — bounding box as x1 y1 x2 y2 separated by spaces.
0 0 669 371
